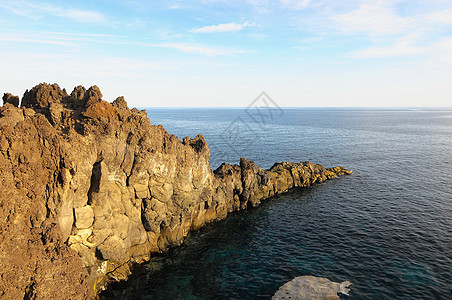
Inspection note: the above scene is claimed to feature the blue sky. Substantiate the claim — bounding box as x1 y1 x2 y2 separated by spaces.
1 0 451 107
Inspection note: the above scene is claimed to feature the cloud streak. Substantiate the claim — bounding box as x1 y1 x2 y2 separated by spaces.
190 21 253 33
0 0 106 23
147 42 249 56
0 35 77 47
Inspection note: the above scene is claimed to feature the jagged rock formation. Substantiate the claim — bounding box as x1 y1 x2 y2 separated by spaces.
272 276 352 300
0 83 351 299
2 92 19 107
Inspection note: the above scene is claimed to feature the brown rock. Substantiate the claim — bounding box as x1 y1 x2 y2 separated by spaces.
74 206 95 229
3 93 20 107
21 83 68 108
97 235 126 261
112 96 128 110
83 85 103 106
71 85 87 101
0 83 351 299
83 100 117 119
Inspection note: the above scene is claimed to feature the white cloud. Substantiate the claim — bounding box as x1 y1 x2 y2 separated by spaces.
147 42 248 56
425 9 452 25
45 32 118 38
245 0 312 12
328 1 452 62
333 2 412 36
191 21 253 33
430 37 452 63
0 35 77 47
0 31 120 49
280 0 312 10
0 1 105 23
351 42 427 58
61 9 105 23
351 35 452 61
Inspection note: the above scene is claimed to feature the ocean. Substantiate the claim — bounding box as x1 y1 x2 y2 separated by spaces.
101 108 452 299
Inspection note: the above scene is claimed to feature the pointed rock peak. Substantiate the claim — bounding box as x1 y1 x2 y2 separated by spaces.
21 82 68 109
70 85 87 101
112 96 128 110
189 134 208 153
84 85 103 107
240 157 256 168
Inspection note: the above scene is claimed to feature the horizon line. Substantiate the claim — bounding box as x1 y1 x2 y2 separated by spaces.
138 106 452 110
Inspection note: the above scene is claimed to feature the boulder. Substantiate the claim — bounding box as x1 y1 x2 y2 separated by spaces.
272 276 352 300
83 100 117 119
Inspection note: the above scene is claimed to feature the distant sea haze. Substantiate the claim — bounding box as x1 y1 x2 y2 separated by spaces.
102 108 452 299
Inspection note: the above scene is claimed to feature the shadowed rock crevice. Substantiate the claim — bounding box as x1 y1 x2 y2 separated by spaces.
0 83 351 300
87 161 103 205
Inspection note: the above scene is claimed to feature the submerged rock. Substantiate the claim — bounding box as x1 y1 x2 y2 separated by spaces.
272 276 352 300
0 83 352 299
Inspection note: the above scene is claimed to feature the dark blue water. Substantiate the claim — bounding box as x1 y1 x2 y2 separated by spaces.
102 108 452 299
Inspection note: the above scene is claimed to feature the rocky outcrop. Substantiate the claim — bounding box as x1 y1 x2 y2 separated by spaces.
272 276 352 300
0 83 351 299
2 93 20 107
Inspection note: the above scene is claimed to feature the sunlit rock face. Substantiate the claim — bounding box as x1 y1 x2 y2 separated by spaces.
0 83 351 299
272 275 352 300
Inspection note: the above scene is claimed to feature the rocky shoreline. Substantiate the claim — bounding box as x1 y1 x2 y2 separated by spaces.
0 83 351 299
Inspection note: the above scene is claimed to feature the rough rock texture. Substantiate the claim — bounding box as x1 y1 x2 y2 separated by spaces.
0 83 351 299
272 276 352 300
2 93 20 107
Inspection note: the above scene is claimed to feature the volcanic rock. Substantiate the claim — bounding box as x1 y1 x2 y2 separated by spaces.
272 276 352 300
2 92 19 107
0 83 351 299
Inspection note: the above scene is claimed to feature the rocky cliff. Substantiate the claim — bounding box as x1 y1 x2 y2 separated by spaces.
0 83 351 299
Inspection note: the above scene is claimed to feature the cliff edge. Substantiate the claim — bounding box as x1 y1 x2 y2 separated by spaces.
0 83 351 299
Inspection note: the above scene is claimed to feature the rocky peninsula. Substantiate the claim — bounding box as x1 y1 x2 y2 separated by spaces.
0 83 351 299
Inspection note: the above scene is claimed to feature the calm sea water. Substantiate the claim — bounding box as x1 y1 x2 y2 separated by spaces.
101 108 452 299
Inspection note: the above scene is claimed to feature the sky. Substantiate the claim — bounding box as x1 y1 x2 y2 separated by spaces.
1 0 452 107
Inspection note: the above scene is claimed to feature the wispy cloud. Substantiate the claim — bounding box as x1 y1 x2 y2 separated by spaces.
351 35 452 62
58 8 105 23
190 21 253 33
45 32 118 38
332 2 412 36
280 0 312 10
244 0 313 13
322 1 452 60
0 35 77 47
0 31 123 51
0 0 106 23
351 41 427 58
425 9 452 25
146 42 249 56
